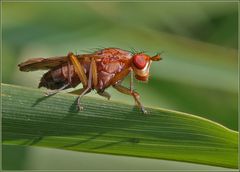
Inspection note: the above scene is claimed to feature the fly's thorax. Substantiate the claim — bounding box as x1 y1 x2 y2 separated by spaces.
96 57 130 89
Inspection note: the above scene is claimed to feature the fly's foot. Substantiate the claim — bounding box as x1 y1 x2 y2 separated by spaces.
77 104 84 111
44 91 56 96
141 107 148 114
76 95 85 111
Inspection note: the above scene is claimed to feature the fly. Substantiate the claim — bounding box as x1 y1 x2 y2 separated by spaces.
18 48 162 114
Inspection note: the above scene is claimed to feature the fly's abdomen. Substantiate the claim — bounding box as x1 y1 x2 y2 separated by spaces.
38 64 80 90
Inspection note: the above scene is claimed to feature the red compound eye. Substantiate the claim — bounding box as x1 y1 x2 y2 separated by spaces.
133 54 147 69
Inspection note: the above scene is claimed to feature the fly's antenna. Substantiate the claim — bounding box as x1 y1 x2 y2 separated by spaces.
151 50 164 61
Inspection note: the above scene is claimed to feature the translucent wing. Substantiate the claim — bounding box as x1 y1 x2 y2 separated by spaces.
18 55 83 72
18 48 132 72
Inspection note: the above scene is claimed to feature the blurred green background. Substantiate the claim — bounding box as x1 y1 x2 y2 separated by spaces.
2 1 238 170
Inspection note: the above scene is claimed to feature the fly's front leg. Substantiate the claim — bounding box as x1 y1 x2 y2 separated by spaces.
108 67 146 113
76 87 91 111
113 84 147 114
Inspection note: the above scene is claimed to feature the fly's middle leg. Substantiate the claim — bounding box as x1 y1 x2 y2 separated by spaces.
76 87 91 111
97 90 111 100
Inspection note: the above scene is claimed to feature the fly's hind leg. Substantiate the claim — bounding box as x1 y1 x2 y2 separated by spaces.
45 83 70 96
68 52 88 88
113 84 147 114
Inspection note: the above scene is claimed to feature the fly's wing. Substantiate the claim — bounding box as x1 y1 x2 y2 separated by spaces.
18 55 83 72
18 48 132 72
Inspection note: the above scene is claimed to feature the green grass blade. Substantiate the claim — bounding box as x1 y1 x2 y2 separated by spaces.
2 83 238 168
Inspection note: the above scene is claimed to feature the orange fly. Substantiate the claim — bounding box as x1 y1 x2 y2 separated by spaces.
18 48 162 113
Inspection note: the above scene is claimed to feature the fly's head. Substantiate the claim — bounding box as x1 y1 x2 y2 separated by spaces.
131 53 162 82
